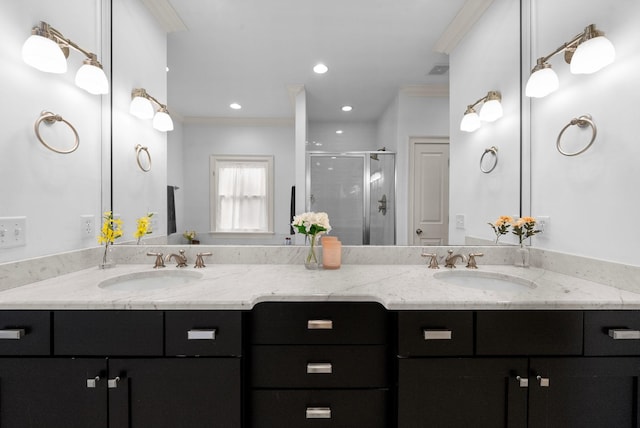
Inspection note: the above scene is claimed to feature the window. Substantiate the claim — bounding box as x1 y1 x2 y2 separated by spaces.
210 155 274 234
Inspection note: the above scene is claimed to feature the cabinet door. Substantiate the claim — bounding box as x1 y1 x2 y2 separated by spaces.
529 357 640 428
0 358 107 428
108 358 241 428
398 358 528 428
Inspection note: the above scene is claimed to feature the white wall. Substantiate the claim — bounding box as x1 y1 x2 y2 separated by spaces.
111 0 167 243
179 120 295 245
308 121 378 152
0 0 106 263
449 0 521 245
528 0 640 266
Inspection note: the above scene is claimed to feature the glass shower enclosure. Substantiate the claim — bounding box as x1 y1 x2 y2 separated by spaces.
306 151 395 245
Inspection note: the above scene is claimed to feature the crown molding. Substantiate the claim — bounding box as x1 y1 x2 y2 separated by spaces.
140 0 188 33
182 116 295 127
433 0 494 54
400 84 449 97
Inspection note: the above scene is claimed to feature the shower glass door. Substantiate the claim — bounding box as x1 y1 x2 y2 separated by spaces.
307 152 395 245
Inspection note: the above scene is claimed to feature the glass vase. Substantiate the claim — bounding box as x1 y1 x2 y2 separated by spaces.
99 242 115 269
514 245 530 268
304 234 320 270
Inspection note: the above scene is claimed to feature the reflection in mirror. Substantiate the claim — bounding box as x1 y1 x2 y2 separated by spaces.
111 0 522 247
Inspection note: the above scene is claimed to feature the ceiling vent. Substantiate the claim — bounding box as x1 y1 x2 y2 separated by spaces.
428 64 450 75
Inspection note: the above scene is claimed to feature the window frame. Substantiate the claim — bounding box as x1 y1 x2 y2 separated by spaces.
209 155 274 236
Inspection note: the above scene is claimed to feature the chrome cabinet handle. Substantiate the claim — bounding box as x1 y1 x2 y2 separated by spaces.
516 375 529 388
537 376 550 387
608 329 640 340
0 329 25 340
423 329 452 340
306 407 331 419
108 377 121 389
187 329 217 340
307 320 333 330
307 363 333 374
86 376 100 388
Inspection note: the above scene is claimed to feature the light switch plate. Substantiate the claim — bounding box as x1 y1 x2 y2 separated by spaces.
0 217 26 248
455 214 465 229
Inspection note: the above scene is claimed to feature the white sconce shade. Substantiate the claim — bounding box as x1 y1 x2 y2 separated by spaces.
479 92 503 122
130 96 155 119
153 108 174 132
460 110 481 132
525 67 559 98
570 35 616 74
75 62 109 95
22 34 67 73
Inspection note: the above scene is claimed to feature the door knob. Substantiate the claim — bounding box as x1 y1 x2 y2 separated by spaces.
416 229 423 235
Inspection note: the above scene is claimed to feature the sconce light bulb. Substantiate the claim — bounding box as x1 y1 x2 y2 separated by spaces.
570 35 615 74
153 108 174 132
479 92 503 122
130 96 155 119
75 61 109 95
22 34 67 73
460 110 481 132
525 66 559 98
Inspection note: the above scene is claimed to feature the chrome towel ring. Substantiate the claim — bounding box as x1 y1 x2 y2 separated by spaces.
556 114 597 156
480 146 499 173
34 111 79 154
135 144 152 172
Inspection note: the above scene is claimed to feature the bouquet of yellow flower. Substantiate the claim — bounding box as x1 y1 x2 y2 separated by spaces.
134 212 154 244
488 215 513 244
511 216 540 246
98 211 123 268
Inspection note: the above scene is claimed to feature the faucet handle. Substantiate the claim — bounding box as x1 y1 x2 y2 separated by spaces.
466 252 484 269
146 252 165 268
421 252 439 269
194 252 212 268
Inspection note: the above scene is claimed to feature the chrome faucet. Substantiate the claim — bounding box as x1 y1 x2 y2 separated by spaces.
444 249 466 268
147 252 165 268
165 249 188 268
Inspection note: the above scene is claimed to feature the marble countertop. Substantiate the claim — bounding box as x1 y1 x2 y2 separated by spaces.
1 262 639 310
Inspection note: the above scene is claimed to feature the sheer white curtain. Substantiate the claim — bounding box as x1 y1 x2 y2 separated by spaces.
216 162 268 231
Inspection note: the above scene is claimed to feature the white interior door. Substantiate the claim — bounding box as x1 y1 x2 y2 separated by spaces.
410 138 449 245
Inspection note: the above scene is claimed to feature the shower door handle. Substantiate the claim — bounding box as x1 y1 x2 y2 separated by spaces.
416 229 423 235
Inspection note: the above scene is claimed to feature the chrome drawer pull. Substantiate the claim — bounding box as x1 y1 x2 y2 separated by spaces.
423 329 452 340
516 375 529 388
0 329 25 340
537 376 550 387
108 377 120 389
306 407 331 419
86 376 100 388
187 329 217 340
307 363 333 374
608 329 640 340
307 320 333 330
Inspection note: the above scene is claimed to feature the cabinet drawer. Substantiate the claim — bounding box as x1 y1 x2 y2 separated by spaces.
251 345 388 388
0 311 50 356
398 311 473 356
53 311 163 356
251 302 387 345
165 311 242 356
476 311 583 355
585 311 640 356
251 389 388 428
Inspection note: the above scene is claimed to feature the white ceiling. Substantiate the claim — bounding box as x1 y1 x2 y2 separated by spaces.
161 0 469 122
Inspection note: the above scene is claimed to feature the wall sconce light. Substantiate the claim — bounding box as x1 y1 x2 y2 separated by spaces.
459 90 503 133
21 21 109 95
130 88 174 132
525 24 615 98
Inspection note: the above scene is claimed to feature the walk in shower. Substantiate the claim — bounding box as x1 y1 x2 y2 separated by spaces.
307 151 396 245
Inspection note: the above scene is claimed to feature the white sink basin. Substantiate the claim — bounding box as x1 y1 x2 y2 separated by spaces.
434 270 536 292
98 270 203 291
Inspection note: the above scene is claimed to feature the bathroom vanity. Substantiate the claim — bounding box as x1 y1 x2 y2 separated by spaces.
1 258 640 427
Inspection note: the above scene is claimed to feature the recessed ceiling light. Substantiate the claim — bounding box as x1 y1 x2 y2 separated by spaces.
341 105 353 112
336 130 343 134
230 103 242 110
313 63 328 74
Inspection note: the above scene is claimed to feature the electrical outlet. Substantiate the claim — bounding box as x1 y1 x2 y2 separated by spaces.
80 215 95 238
0 217 26 248
537 216 550 236
455 214 465 229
